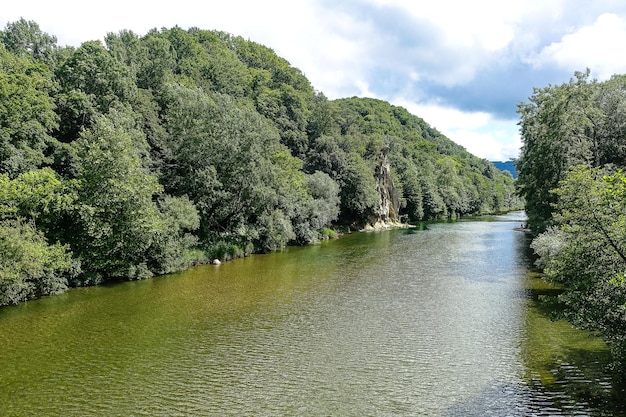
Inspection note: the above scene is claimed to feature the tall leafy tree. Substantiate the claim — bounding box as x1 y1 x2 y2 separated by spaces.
68 113 164 282
138 32 177 91
516 70 625 233
0 45 58 176
291 171 340 243
596 74 626 166
0 168 76 234
55 40 136 141
0 18 58 67
0 168 78 305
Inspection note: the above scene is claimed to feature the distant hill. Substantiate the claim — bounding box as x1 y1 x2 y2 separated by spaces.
492 161 517 178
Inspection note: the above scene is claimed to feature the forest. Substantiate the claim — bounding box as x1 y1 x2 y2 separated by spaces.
517 69 626 377
0 19 520 306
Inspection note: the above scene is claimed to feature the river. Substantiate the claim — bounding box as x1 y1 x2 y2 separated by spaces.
0 212 623 416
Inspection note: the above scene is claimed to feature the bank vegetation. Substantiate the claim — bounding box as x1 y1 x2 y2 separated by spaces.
518 69 626 378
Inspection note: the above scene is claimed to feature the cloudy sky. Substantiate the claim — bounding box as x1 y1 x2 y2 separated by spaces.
3 0 626 160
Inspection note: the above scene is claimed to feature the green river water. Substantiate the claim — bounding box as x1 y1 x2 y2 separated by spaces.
0 212 624 416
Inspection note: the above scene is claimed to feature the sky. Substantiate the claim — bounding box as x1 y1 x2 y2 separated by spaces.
3 0 626 161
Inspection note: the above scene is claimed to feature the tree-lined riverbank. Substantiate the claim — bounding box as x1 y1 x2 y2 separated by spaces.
517 70 626 378
0 19 520 305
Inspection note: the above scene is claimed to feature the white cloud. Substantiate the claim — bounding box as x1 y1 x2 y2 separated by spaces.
533 13 626 79
449 129 521 161
367 0 554 52
272 7 377 97
353 0 572 88
392 99 521 160
395 100 491 131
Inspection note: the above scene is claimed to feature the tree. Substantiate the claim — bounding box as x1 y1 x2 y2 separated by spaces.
517 70 611 233
0 219 76 306
0 168 76 233
307 91 339 140
58 40 136 112
0 45 58 176
338 152 379 223
229 37 313 158
532 166 626 374
55 40 136 141
0 18 58 66
0 167 79 304
392 155 424 220
162 83 308 251
105 30 146 84
137 33 177 91
291 171 340 244
595 75 626 166
148 195 201 274
69 113 164 282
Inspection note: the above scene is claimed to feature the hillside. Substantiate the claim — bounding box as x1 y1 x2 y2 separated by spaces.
0 19 521 305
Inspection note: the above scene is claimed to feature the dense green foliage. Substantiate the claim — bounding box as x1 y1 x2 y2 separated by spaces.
519 71 626 377
0 20 519 305
517 70 626 233
0 219 76 305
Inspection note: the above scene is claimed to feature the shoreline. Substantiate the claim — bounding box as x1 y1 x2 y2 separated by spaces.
361 220 415 232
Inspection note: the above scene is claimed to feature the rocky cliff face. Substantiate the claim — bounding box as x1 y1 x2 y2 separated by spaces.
369 146 400 226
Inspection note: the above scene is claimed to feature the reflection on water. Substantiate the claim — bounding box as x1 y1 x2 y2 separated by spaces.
0 211 624 416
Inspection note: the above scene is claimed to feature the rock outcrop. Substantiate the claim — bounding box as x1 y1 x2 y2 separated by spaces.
368 146 401 228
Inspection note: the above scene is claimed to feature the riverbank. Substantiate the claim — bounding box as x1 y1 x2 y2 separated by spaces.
361 220 414 232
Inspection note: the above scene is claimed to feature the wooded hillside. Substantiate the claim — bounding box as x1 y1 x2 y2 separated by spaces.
0 19 520 305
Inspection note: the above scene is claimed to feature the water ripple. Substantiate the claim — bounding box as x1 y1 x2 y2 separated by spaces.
0 215 622 416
